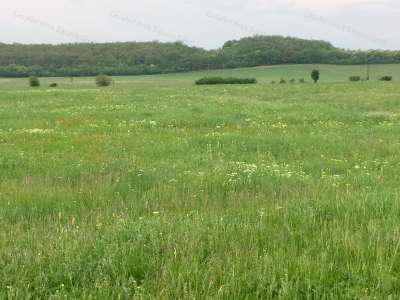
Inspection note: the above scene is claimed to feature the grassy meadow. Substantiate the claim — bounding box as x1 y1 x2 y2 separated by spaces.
1 64 400 298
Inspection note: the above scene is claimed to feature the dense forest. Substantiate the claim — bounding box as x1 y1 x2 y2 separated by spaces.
1 36 400 77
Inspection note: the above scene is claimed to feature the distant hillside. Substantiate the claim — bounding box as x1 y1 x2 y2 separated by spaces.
1 36 400 77
0 42 210 77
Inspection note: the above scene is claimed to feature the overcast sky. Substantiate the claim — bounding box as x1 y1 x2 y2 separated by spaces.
1 0 399 50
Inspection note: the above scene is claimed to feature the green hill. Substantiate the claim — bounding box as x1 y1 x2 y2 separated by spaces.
1 64 399 90
1 36 400 78
145 64 400 84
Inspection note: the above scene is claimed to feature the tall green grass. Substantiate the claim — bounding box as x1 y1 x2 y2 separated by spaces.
1 77 400 298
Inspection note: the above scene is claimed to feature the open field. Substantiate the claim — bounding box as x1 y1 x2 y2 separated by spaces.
1 64 400 90
1 65 400 298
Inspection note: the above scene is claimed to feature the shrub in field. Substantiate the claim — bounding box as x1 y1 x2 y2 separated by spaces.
49 83 58 87
349 76 361 82
280 78 286 84
29 76 40 87
195 77 257 85
311 69 320 83
195 77 223 85
225 77 257 84
271 81 276 84
290 79 295 83
380 76 393 81
299 78 305 83
96 74 112 87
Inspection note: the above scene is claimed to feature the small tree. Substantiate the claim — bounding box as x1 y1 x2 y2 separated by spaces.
311 69 320 83
29 76 40 87
96 74 112 87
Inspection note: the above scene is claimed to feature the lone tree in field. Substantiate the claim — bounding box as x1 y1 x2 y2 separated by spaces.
29 76 40 87
96 74 112 87
311 69 320 83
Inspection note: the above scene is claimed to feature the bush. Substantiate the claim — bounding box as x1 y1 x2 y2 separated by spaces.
49 83 58 87
349 76 361 82
29 76 40 87
195 77 222 85
299 78 305 83
195 77 257 85
380 76 393 81
96 74 112 87
311 69 320 83
280 78 286 84
290 79 295 83
271 81 276 84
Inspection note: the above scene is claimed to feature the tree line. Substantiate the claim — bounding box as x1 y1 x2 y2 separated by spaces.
1 36 400 77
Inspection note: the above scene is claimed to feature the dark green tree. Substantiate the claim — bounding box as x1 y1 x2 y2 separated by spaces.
311 69 320 83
